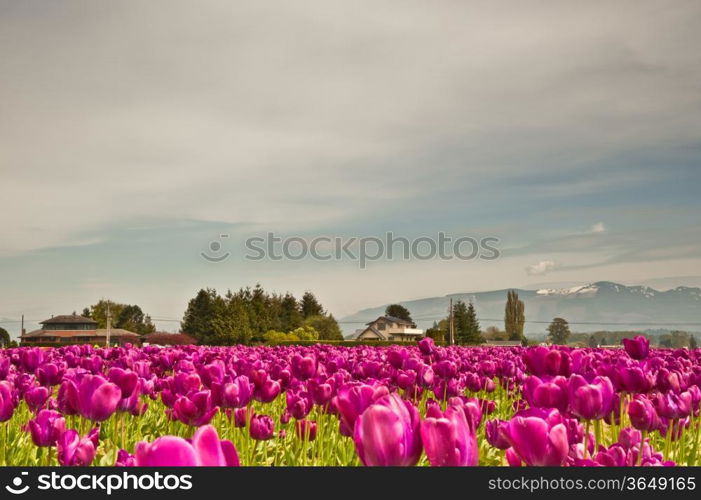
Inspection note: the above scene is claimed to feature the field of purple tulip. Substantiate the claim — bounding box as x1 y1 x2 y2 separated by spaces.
0 335 700 467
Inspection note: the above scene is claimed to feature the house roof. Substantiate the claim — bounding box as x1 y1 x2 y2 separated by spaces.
22 329 139 339
359 325 388 340
366 315 414 326
40 314 98 325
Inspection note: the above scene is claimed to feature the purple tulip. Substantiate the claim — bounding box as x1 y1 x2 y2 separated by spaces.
387 348 408 369
65 375 123 422
171 391 218 426
57 429 97 466
485 419 511 450
24 385 50 413
421 405 478 466
505 415 569 466
253 377 281 404
628 395 660 431
249 414 275 440
618 428 642 450
617 366 653 393
291 354 317 380
505 447 523 466
353 393 422 466
447 396 483 429
656 368 682 393
295 419 318 441
335 384 389 437
286 390 313 420
623 336 649 360
108 368 139 399
307 378 335 406
523 376 568 412
26 410 66 447
20 348 45 373
568 375 614 420
232 406 253 428
0 381 16 422
117 378 148 415
653 391 692 420
135 425 239 466
0 357 9 379
523 347 570 377
433 360 458 379
214 376 254 409
57 380 79 416
37 363 65 387
418 337 435 355
115 449 136 466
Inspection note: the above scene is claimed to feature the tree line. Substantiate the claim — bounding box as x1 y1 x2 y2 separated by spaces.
180 286 343 345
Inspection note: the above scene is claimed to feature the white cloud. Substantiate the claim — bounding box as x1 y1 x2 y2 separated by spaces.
526 260 559 276
590 222 606 234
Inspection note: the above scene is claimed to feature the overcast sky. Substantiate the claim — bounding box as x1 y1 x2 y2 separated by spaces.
1 0 700 333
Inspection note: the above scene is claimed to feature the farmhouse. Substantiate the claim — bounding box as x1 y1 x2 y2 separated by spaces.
355 315 424 342
20 314 140 346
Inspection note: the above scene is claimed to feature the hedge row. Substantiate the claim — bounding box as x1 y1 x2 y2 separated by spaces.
265 339 449 347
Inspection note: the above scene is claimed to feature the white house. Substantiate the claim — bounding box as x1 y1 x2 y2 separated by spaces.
355 315 424 342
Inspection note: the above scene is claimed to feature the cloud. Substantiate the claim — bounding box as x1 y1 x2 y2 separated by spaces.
1 1 701 326
1 1 701 255
526 260 559 276
590 222 606 233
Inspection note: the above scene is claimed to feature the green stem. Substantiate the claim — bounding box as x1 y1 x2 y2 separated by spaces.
583 420 591 458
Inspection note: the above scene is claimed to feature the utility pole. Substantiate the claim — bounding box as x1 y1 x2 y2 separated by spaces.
21 314 24 343
448 298 454 345
106 302 112 347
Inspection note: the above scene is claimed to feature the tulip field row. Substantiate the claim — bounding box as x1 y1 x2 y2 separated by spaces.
1 336 700 466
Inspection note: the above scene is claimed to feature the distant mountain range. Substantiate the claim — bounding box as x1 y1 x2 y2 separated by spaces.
340 281 701 337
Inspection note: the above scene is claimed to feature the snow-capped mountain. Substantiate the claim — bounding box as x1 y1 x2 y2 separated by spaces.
340 281 701 335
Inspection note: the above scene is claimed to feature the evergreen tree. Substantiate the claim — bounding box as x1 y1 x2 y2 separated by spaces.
249 285 274 335
300 291 324 318
504 290 525 341
464 301 483 343
222 291 253 344
547 317 571 345
0 327 10 347
279 293 303 332
181 288 220 343
454 300 482 344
